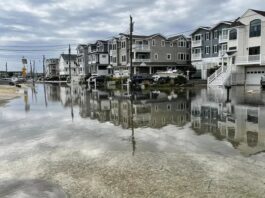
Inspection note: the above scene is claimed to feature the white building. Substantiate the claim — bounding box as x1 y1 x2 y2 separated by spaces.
208 9 265 86
59 54 79 78
76 44 89 77
45 58 59 78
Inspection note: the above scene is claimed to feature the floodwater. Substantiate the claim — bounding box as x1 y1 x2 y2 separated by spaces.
1 84 265 197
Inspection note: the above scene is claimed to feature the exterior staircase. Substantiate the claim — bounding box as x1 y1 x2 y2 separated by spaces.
207 65 231 86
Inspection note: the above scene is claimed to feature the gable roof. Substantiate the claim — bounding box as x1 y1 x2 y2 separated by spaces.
60 54 78 61
251 9 265 17
190 27 211 35
211 21 233 30
167 34 188 41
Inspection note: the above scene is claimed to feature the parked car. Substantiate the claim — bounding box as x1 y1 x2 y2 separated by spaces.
113 71 129 78
88 75 107 87
131 74 154 85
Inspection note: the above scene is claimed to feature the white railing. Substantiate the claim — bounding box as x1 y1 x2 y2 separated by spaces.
133 59 151 62
236 55 261 65
192 53 202 61
207 66 228 84
132 44 150 51
192 40 202 47
219 50 227 57
219 35 228 43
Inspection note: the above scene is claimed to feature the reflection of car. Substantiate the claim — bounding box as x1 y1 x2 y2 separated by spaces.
261 76 265 88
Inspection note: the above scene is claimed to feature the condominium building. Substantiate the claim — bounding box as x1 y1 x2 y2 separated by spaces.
207 9 265 86
76 44 89 77
87 40 110 76
108 33 191 75
191 22 232 80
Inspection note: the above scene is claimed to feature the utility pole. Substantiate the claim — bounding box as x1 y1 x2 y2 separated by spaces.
68 44 72 82
30 60 33 79
130 15 134 81
43 55 45 80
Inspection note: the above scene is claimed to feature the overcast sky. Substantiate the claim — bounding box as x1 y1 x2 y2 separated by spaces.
0 0 265 72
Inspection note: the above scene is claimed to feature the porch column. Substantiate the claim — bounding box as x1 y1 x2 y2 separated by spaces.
149 66 152 74
134 66 136 75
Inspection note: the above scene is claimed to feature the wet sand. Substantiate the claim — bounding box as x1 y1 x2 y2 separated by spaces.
0 85 22 102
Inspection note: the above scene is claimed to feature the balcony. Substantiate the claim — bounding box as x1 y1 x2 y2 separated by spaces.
133 58 151 63
192 53 202 61
235 55 263 65
219 50 227 57
132 44 150 52
219 35 228 43
192 40 202 48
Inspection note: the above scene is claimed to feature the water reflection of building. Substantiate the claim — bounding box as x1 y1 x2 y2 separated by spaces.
191 87 265 156
44 84 192 129
46 84 61 102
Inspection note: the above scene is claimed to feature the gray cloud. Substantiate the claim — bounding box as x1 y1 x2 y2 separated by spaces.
0 0 264 71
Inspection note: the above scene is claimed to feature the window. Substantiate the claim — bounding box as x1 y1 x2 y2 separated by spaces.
186 54 190 60
102 55 106 58
250 19 261 37
121 41 126 48
205 32 210 40
154 53 158 60
178 40 186 47
194 35 201 40
161 40 165 47
122 55 126 62
249 46 260 55
170 42 173 47
214 30 218 39
213 45 218 54
167 53 171 60
223 44 227 51
229 29 237 40
205 46 210 54
178 53 185 60
152 39 156 46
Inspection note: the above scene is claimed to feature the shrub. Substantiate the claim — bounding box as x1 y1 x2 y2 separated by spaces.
174 76 187 84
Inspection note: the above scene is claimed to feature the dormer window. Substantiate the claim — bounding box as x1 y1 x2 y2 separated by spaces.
161 40 165 47
250 19 261 37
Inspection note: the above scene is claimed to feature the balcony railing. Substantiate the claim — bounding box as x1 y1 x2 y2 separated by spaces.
132 44 150 51
192 53 202 61
236 55 261 65
219 50 227 57
219 35 228 43
133 58 151 62
192 40 202 47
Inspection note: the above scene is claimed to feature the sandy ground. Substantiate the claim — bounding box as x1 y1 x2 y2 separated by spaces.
0 85 27 103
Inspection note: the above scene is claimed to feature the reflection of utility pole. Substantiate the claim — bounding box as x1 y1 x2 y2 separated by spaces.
130 94 136 156
44 84 48 107
33 60 36 86
70 85 74 122
5 62 8 77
